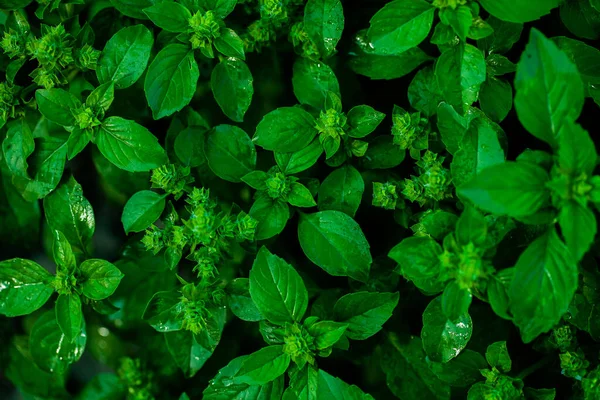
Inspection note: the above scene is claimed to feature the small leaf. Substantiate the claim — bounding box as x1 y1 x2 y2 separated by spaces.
333 291 399 340
318 165 364 217
211 58 254 122
122 190 166 234
304 0 344 58
55 293 83 342
249 247 308 325
253 107 317 153
0 259 53 317
298 211 372 282
79 259 124 301
234 345 290 385
204 124 256 182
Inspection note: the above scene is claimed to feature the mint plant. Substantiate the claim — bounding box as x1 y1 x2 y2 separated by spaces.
2 0 600 399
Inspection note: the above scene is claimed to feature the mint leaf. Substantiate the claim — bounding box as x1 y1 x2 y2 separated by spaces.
234 345 290 385
205 124 256 182
333 291 399 340
211 58 254 123
79 259 124 301
0 259 53 317
122 190 166 234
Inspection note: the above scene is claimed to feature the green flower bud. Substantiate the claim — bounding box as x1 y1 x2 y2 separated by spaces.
372 182 399 210
433 0 468 9
560 349 589 380
265 169 291 200
283 323 315 368
315 108 347 141
150 164 193 200
289 22 320 59
72 106 101 130
583 365 600 398
188 11 223 56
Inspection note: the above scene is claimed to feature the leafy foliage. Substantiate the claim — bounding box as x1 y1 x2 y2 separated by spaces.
0 0 599 399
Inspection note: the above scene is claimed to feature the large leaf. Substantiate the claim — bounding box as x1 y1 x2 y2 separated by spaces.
298 211 372 282
249 247 309 325
333 291 399 340
79 259 124 300
96 117 167 172
234 346 291 385
478 0 560 23
204 124 256 182
514 29 584 147
0 259 53 317
97 25 154 89
304 0 344 58
293 58 340 110
144 44 199 119
317 165 364 217
121 190 166 234
367 0 435 55
211 58 254 122
253 107 317 153
509 229 578 343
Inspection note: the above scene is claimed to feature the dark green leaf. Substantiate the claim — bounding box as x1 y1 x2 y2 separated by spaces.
122 190 166 234
304 0 344 58
478 0 560 23
79 259 124 301
205 124 256 182
55 293 83 341
211 58 254 122
0 258 53 317
333 291 399 340
234 345 290 385
249 196 290 240
318 165 364 217
293 58 340 110
254 107 317 153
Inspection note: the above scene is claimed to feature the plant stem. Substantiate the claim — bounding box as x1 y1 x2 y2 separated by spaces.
516 355 555 380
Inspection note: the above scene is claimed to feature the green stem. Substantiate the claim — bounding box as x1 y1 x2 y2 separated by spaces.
516 355 554 380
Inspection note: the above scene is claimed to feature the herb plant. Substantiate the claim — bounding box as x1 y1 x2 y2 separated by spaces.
1 0 600 399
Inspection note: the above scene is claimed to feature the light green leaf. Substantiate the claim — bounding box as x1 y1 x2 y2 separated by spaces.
213 28 246 59
0 258 53 317
287 182 317 208
144 44 199 120
298 211 372 282
485 341 512 372
35 89 81 127
226 278 263 322
346 105 385 138
144 3 191 32
333 291 399 340
250 196 290 240
509 229 578 343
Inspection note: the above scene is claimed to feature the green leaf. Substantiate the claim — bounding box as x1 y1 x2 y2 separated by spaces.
293 58 340 110
381 333 451 400
122 190 166 234
428 349 487 387
485 341 512 372
436 103 476 155
0 258 53 317
360 136 406 169
96 117 167 172
287 182 317 207
43 176 95 254
304 0 344 58
204 355 285 399
30 310 86 374
275 138 323 175
110 0 156 19
249 246 308 325
204 124 256 182
349 41 432 80
441 281 472 322
514 29 584 147
35 89 81 127
20 135 68 201
213 28 246 59
211 58 254 122
388 236 442 288
333 291 399 340
298 211 372 282
435 43 486 115
408 66 443 117
367 0 435 55
144 44 199 119
560 0 600 40
509 229 578 343
421 296 473 363
457 162 551 218
346 105 385 138
488 269 513 320
55 293 83 342
451 116 506 187
478 0 560 23
174 126 207 168
234 345 290 385
284 365 319 400
553 36 600 90
314 369 375 399
144 2 192 32
226 278 263 322
317 165 364 217
477 16 523 55
79 259 124 301
249 196 290 240
2 120 34 178
97 25 154 89
479 77 512 123
76 373 125 400
198 0 237 18
307 321 348 350
52 230 76 272
254 107 317 153
559 200 597 262
440 6 472 42
143 290 184 332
